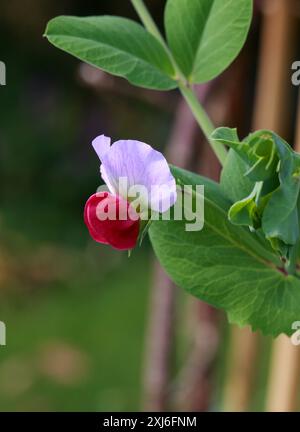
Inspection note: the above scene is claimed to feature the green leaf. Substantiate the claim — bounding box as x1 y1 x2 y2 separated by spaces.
215 128 300 253
213 128 279 182
45 15 177 90
244 131 279 181
262 134 300 246
228 188 260 228
172 164 229 209
220 148 254 203
149 166 300 337
165 0 253 83
217 128 300 249
170 166 277 262
221 149 276 249
228 185 272 230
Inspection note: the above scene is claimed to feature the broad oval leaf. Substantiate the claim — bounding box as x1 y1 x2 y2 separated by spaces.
165 0 253 83
149 166 300 336
45 16 177 90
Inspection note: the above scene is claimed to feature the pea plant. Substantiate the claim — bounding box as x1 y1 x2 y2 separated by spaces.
45 0 300 337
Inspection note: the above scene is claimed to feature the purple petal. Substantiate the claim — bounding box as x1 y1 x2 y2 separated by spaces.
100 139 177 212
92 135 111 161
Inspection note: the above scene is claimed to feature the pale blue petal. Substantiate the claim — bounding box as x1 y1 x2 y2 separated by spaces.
92 135 111 161
100 139 177 212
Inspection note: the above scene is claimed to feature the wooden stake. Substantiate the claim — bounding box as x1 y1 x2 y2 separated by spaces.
223 327 261 411
266 335 300 411
253 0 296 134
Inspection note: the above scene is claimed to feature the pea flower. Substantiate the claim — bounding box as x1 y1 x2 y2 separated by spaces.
84 135 177 250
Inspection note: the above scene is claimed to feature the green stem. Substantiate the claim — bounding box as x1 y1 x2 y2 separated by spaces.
131 0 165 46
179 84 227 166
130 0 227 167
130 0 185 81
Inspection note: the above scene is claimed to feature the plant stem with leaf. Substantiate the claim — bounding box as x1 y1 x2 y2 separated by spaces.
130 0 227 167
178 84 228 165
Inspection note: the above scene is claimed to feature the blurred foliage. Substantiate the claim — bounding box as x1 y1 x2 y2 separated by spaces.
0 247 151 411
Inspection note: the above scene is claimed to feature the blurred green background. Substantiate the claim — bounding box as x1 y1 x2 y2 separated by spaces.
0 0 177 411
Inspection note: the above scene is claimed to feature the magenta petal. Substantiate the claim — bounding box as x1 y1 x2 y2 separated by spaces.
84 192 140 250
